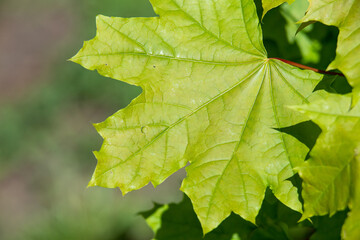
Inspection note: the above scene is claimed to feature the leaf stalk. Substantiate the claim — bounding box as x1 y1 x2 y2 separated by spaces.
270 58 345 77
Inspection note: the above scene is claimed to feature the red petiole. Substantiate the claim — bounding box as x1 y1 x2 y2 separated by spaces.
270 57 345 77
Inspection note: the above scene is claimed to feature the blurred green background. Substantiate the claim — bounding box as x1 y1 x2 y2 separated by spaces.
0 0 342 239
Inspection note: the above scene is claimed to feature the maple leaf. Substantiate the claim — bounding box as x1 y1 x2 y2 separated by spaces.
141 195 255 240
291 92 360 239
343 208 360 240
71 0 322 233
142 193 310 240
299 0 360 102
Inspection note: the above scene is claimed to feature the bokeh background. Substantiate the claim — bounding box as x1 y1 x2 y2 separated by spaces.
0 0 341 239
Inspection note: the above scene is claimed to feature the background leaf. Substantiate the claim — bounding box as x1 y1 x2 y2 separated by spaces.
142 193 316 240
292 92 360 239
299 0 360 102
261 0 294 18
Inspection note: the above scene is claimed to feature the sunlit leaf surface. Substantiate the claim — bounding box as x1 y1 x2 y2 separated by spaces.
72 0 322 232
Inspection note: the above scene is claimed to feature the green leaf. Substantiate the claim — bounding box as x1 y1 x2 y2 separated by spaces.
143 192 315 240
142 195 256 240
342 152 360 239
261 0 295 18
72 0 322 233
342 206 360 239
291 92 360 239
141 203 169 238
299 0 360 100
252 189 313 240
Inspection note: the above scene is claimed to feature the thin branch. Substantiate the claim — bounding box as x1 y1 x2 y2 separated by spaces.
269 57 345 77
